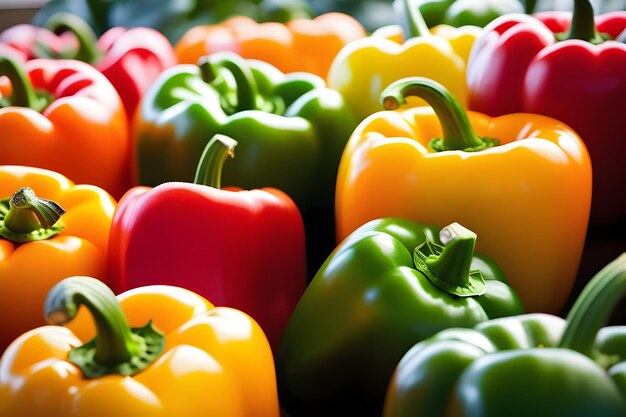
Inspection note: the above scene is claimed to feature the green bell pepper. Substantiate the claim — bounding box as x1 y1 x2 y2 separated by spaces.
135 51 357 274
416 0 524 27
277 219 524 417
33 0 312 43
384 253 626 417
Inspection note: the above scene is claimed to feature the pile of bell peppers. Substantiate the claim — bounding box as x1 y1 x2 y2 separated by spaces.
0 0 624 416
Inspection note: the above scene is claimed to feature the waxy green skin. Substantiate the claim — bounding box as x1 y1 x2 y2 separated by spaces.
277 218 524 417
135 58 356 214
384 254 626 417
417 0 524 28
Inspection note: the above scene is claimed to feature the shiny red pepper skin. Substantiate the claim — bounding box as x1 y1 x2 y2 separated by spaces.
467 11 626 225
108 183 307 353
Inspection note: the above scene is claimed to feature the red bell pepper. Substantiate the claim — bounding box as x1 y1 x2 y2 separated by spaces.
467 2 626 225
0 13 176 120
108 134 307 353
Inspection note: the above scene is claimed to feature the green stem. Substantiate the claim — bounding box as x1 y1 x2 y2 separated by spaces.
381 77 497 152
563 0 604 43
414 223 486 297
45 12 101 63
193 134 238 189
0 57 40 110
0 188 65 242
522 0 538 13
199 52 261 113
560 253 626 357
45 277 165 378
399 0 431 38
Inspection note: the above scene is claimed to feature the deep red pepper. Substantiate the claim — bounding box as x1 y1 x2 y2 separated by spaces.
467 3 626 225
108 134 307 353
0 13 176 120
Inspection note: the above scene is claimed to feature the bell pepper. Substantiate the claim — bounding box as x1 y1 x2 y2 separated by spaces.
33 0 313 44
384 253 626 417
327 0 481 120
0 57 129 199
0 276 279 416
109 134 307 352
135 51 356 274
174 13 366 79
0 166 115 352
336 77 591 313
0 13 176 121
306 0 397 31
523 0 626 13
278 218 524 417
466 2 626 224
417 0 525 27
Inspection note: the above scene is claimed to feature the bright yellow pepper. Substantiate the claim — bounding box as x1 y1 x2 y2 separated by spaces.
336 78 591 314
0 165 114 352
327 2 480 120
0 277 279 417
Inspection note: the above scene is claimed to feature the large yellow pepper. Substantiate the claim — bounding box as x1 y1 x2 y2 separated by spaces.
336 78 591 314
327 0 480 120
0 166 114 352
0 277 279 417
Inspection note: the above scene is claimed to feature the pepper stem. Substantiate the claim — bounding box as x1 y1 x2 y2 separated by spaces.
45 277 165 378
381 77 498 152
45 12 101 63
413 223 486 297
193 134 238 189
562 0 605 43
559 253 626 357
199 51 261 113
0 187 65 242
398 0 431 39
0 57 43 111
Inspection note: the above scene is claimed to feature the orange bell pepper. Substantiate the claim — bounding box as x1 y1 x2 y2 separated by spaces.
336 77 592 314
0 57 129 199
0 166 115 352
174 13 366 79
0 277 279 417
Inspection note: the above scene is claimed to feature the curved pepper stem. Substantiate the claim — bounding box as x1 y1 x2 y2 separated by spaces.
559 253 626 357
45 277 165 379
194 134 238 189
0 187 65 242
413 223 486 297
0 57 47 111
560 0 605 44
199 51 262 113
381 77 499 152
45 12 101 63
398 0 431 39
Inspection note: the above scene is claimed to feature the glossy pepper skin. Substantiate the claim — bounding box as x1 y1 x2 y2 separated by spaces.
33 0 313 44
336 78 591 314
0 277 279 417
384 253 626 417
327 0 481 120
278 218 524 417
0 13 176 121
135 52 356 273
467 3 626 224
110 135 307 352
417 0 524 27
175 13 366 79
0 166 115 352
0 57 129 199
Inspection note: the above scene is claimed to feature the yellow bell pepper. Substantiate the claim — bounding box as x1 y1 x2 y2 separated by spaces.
0 166 114 352
336 78 591 314
327 1 480 120
0 277 279 417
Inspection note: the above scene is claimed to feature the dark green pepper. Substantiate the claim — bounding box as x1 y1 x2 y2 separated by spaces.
33 0 312 43
277 218 524 417
416 0 524 28
384 253 626 417
135 51 357 274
